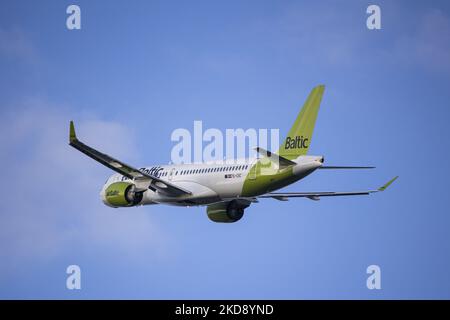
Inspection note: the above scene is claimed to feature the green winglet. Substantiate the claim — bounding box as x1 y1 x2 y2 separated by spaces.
378 176 399 191
69 121 77 143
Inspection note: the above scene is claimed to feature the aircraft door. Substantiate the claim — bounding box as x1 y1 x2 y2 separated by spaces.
168 168 176 181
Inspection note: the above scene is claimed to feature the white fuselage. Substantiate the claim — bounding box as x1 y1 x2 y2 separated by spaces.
100 156 323 207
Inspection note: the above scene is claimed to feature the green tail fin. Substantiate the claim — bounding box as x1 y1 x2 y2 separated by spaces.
277 85 325 160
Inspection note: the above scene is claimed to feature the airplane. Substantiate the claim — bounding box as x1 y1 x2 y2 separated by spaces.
69 85 397 223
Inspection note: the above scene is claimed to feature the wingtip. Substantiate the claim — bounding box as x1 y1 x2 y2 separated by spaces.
315 84 325 91
69 120 77 143
378 176 399 191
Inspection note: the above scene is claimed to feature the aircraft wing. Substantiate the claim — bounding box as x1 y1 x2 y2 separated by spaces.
259 176 398 201
68 121 191 196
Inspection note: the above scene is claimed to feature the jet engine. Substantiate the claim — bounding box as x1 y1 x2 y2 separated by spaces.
104 182 143 207
206 200 250 223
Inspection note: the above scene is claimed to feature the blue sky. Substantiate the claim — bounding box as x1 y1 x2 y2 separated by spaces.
1 0 450 299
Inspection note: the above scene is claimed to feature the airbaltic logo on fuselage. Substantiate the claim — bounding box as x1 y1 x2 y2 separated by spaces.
285 136 309 149
140 166 164 177
120 166 164 182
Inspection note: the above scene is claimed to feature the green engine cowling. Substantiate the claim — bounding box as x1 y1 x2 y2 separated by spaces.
206 200 250 223
104 182 143 207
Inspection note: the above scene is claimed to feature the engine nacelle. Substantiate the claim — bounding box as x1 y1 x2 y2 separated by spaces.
104 182 143 207
206 200 250 223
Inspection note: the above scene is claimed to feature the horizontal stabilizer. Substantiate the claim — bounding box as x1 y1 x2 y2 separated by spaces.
254 147 296 168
